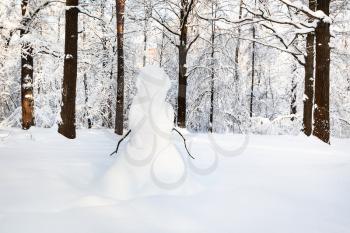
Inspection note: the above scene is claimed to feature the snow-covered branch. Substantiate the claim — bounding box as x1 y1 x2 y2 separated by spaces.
277 0 332 23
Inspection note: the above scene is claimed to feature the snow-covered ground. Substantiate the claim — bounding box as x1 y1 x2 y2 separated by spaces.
0 127 349 233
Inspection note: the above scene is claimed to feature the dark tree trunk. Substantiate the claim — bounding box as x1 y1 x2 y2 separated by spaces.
114 0 125 135
177 0 189 128
209 72 215 132
303 0 316 136
177 44 187 128
249 25 256 118
249 0 257 118
209 1 216 133
21 0 35 129
58 0 79 139
291 71 297 121
313 0 331 143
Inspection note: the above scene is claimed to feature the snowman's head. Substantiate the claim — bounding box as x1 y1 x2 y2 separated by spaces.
136 65 171 99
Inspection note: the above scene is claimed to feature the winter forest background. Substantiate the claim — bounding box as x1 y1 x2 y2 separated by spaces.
1 1 350 232
0 0 350 139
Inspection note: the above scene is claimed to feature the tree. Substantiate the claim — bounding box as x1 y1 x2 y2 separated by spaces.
313 0 331 143
21 0 35 129
290 64 297 120
249 0 257 118
114 0 126 135
234 0 243 82
153 0 199 128
0 0 348 137
58 0 79 139
243 0 332 141
208 0 216 133
99 0 113 129
142 0 152 67
177 0 196 128
303 0 316 136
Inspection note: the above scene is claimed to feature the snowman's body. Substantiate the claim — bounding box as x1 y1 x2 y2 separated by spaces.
102 65 200 200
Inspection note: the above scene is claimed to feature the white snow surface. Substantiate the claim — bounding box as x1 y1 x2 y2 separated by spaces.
0 127 350 233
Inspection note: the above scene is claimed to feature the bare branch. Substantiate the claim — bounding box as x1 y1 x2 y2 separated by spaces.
78 9 105 23
152 9 180 36
260 23 304 65
186 34 199 52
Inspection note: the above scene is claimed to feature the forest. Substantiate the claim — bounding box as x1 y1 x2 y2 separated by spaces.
0 0 349 141
0 1 349 233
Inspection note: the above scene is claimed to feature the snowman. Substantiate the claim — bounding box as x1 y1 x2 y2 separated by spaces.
102 65 201 200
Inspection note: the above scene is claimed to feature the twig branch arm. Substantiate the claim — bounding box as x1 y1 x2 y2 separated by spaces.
172 128 195 159
110 130 132 156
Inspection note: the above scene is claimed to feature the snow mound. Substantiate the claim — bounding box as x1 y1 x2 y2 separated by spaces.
101 65 203 200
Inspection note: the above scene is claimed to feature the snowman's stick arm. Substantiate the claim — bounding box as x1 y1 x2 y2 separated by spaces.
172 128 195 160
110 129 132 156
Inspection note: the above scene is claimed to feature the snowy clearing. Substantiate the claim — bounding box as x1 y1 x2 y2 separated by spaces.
0 128 349 233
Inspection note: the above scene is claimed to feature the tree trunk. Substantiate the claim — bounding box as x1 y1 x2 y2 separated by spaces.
108 44 116 128
177 44 187 128
114 0 125 135
83 74 92 129
21 0 35 129
209 1 216 133
313 0 331 143
58 0 79 139
234 0 243 81
99 2 111 128
177 0 189 128
291 67 297 121
159 28 166 67
249 25 256 118
143 23 147 67
82 21 92 129
142 2 149 67
303 0 316 136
